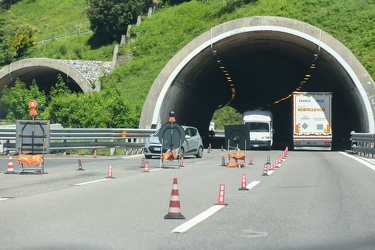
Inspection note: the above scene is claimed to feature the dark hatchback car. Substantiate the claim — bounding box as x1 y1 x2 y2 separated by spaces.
144 125 204 159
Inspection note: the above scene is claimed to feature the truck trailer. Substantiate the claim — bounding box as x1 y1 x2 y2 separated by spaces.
243 109 273 150
292 92 332 150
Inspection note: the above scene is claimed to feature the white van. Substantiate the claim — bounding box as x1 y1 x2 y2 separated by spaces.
243 109 273 150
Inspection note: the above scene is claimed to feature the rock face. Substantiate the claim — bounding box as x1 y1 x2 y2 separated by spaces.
60 60 112 89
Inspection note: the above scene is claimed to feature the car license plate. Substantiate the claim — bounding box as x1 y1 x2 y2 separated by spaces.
153 147 161 151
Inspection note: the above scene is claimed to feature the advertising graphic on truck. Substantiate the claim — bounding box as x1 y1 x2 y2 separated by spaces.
293 92 332 150
242 109 273 150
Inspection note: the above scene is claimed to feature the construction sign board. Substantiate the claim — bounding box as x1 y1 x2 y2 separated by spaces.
16 120 50 154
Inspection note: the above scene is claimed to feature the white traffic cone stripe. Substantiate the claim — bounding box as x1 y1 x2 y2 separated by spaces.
170 196 180 201
168 207 181 213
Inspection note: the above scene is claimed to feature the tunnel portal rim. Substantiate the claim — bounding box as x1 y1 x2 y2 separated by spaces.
0 58 94 94
142 17 374 133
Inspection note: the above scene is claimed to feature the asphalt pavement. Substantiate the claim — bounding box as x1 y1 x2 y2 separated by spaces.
1 149 375 250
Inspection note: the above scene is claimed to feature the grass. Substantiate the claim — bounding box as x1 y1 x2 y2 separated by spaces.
30 33 114 61
2 0 90 41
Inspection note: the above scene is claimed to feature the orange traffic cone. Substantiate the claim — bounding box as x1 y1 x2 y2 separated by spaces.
278 156 282 167
262 163 268 176
221 156 226 166
37 162 44 174
270 160 275 170
106 165 114 178
164 178 185 219
238 174 249 190
248 156 253 165
275 157 280 168
143 161 150 172
5 154 16 174
93 150 97 158
179 157 184 167
77 159 84 171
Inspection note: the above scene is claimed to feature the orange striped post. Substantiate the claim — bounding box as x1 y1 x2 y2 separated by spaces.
238 174 249 191
215 184 228 205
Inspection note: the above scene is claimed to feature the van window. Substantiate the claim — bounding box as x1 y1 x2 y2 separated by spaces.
245 122 269 132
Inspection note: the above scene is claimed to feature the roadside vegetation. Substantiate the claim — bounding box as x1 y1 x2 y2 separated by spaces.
0 0 374 129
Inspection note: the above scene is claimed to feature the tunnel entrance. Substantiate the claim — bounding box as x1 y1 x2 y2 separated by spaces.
0 58 96 118
140 16 375 151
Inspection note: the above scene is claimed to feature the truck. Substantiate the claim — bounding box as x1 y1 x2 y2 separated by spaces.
242 109 273 150
292 92 332 150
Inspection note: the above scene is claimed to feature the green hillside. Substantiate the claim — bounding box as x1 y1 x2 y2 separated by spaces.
1 0 375 127
107 0 375 116
2 0 90 40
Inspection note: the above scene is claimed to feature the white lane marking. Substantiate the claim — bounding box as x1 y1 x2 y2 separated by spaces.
149 168 162 172
247 181 260 189
268 170 275 176
171 181 261 234
74 179 109 186
339 152 375 171
0 198 9 201
121 154 144 159
171 205 226 233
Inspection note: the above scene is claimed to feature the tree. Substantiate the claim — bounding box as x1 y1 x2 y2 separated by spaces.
0 19 14 66
0 0 22 10
45 76 139 128
10 24 37 59
1 79 47 122
211 106 242 129
86 0 149 42
0 30 13 66
101 85 140 128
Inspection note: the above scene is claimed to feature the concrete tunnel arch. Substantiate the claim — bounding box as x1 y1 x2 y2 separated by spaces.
140 16 375 149
0 58 93 94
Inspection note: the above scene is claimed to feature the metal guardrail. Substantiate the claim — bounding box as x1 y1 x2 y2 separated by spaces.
0 127 156 155
350 132 375 157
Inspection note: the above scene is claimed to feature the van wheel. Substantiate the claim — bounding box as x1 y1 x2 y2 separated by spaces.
196 147 203 158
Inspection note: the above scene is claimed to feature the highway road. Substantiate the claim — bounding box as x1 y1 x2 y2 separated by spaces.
1 149 375 250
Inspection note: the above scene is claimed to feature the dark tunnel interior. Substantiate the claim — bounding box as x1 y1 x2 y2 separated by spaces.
4 67 83 94
163 31 366 151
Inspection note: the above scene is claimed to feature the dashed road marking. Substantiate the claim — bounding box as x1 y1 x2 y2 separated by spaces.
149 168 162 172
171 205 226 233
247 181 261 189
171 180 262 234
267 170 275 176
74 179 109 186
